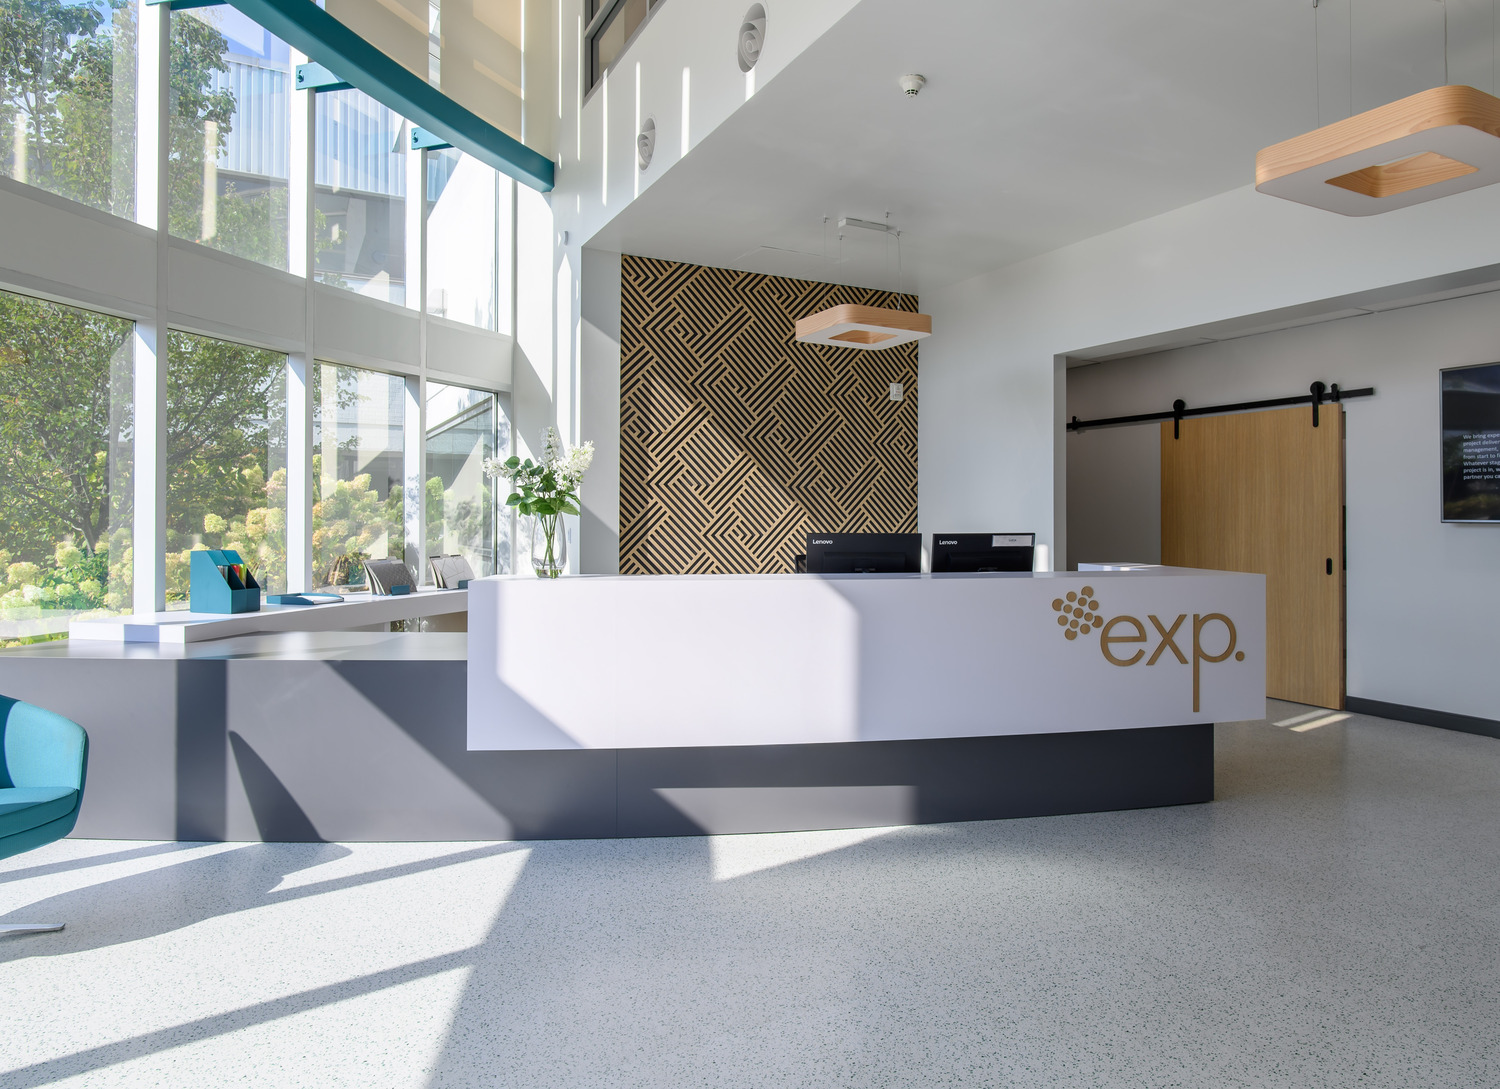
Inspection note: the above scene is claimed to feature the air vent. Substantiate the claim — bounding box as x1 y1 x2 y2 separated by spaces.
738 4 766 73
637 117 656 171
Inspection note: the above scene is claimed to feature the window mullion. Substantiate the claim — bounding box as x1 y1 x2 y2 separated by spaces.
287 65 315 593
133 0 170 615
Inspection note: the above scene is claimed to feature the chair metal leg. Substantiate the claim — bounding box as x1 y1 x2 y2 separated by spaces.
0 922 64 935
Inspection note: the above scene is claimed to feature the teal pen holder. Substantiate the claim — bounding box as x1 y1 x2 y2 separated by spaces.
189 549 261 614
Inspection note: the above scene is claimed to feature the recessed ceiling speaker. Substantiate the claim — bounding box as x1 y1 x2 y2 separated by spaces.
637 117 656 171
738 4 766 73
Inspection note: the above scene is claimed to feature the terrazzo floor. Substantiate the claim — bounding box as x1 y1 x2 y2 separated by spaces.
2 699 1498 1087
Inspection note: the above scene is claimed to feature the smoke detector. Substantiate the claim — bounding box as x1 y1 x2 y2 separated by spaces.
899 73 926 96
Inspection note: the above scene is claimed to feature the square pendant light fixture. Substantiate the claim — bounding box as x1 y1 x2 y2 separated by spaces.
794 304 932 351
1256 85 1500 216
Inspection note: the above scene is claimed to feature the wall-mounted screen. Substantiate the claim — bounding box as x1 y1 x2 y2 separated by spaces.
1442 361 1500 522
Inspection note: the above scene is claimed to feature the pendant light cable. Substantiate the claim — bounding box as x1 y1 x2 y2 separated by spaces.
897 230 905 311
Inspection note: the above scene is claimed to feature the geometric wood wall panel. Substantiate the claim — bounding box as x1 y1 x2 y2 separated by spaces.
620 255 918 574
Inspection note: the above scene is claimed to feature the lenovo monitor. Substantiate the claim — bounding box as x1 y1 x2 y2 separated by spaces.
804 533 922 574
930 533 1035 573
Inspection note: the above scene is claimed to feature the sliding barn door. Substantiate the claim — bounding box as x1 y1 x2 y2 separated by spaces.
1161 405 1345 709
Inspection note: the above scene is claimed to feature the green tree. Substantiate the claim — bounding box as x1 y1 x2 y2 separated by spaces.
163 330 285 598
0 291 131 556
0 0 134 214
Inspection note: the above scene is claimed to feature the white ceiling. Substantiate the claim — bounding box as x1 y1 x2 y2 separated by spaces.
587 0 1486 295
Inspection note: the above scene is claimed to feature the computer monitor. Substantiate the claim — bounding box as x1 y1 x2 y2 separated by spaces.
930 533 1035 573
804 533 922 574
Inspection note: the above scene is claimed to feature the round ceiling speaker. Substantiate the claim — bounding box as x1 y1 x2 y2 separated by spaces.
737 4 766 73
637 116 656 171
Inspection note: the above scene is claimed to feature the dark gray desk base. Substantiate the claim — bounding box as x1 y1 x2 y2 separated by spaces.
0 637 1212 841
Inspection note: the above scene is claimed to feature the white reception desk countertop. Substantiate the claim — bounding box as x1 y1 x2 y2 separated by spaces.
467 569 1266 751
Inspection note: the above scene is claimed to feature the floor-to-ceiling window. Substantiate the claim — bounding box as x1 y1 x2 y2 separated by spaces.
426 149 510 331
0 0 136 219
0 289 133 645
169 4 291 269
0 2 524 631
425 383 507 577
165 332 288 605
315 87 408 305
312 363 407 589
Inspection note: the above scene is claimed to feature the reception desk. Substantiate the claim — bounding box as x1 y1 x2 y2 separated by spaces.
462 568 1264 834
468 569 1265 749
0 569 1263 841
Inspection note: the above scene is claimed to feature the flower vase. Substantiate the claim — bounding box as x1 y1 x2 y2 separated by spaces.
530 514 567 578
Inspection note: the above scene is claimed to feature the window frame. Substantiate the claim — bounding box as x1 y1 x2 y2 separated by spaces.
0 0 522 617
584 0 668 98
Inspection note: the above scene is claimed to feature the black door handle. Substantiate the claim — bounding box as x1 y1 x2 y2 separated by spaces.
1326 557 1333 575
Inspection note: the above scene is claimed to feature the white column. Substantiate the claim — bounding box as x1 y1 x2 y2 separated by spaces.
286 57 315 592
407 137 429 582
404 374 427 581
133 0 169 613
406 129 424 313
288 50 311 280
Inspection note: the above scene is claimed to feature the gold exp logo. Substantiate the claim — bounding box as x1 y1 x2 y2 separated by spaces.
1052 587 1245 712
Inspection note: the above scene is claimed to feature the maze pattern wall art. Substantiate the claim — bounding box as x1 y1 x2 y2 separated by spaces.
620 255 918 574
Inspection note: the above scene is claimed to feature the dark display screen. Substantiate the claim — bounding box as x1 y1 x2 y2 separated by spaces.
1442 362 1500 522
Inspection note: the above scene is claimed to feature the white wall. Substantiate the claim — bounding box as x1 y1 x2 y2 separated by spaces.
1066 421 1160 568
918 179 1500 572
552 0 861 252
1065 291 1500 722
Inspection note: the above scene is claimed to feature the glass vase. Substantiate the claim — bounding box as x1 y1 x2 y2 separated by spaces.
529 513 567 578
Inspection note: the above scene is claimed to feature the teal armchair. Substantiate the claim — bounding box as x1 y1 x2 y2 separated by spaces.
0 696 89 936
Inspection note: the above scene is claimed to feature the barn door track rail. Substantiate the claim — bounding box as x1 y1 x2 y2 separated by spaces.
1068 382 1376 438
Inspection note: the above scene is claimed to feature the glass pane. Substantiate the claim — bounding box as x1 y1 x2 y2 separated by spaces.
0 0 135 218
426 384 508 577
594 0 648 79
0 290 133 644
169 6 291 269
165 332 287 608
425 149 498 330
313 363 406 590
314 87 408 305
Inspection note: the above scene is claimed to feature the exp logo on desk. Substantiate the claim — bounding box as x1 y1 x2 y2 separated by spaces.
1051 587 1246 712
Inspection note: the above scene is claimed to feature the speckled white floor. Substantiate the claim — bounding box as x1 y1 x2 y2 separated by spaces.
3 700 1499 1088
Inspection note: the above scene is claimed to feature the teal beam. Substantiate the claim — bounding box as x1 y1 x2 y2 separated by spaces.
294 62 353 93
146 0 228 9
222 0 555 192
410 127 453 152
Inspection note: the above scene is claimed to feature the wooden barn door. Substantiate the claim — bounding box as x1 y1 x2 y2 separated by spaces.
1161 405 1345 709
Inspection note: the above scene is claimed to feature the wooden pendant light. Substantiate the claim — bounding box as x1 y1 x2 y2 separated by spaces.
794 304 931 351
1256 85 1500 216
